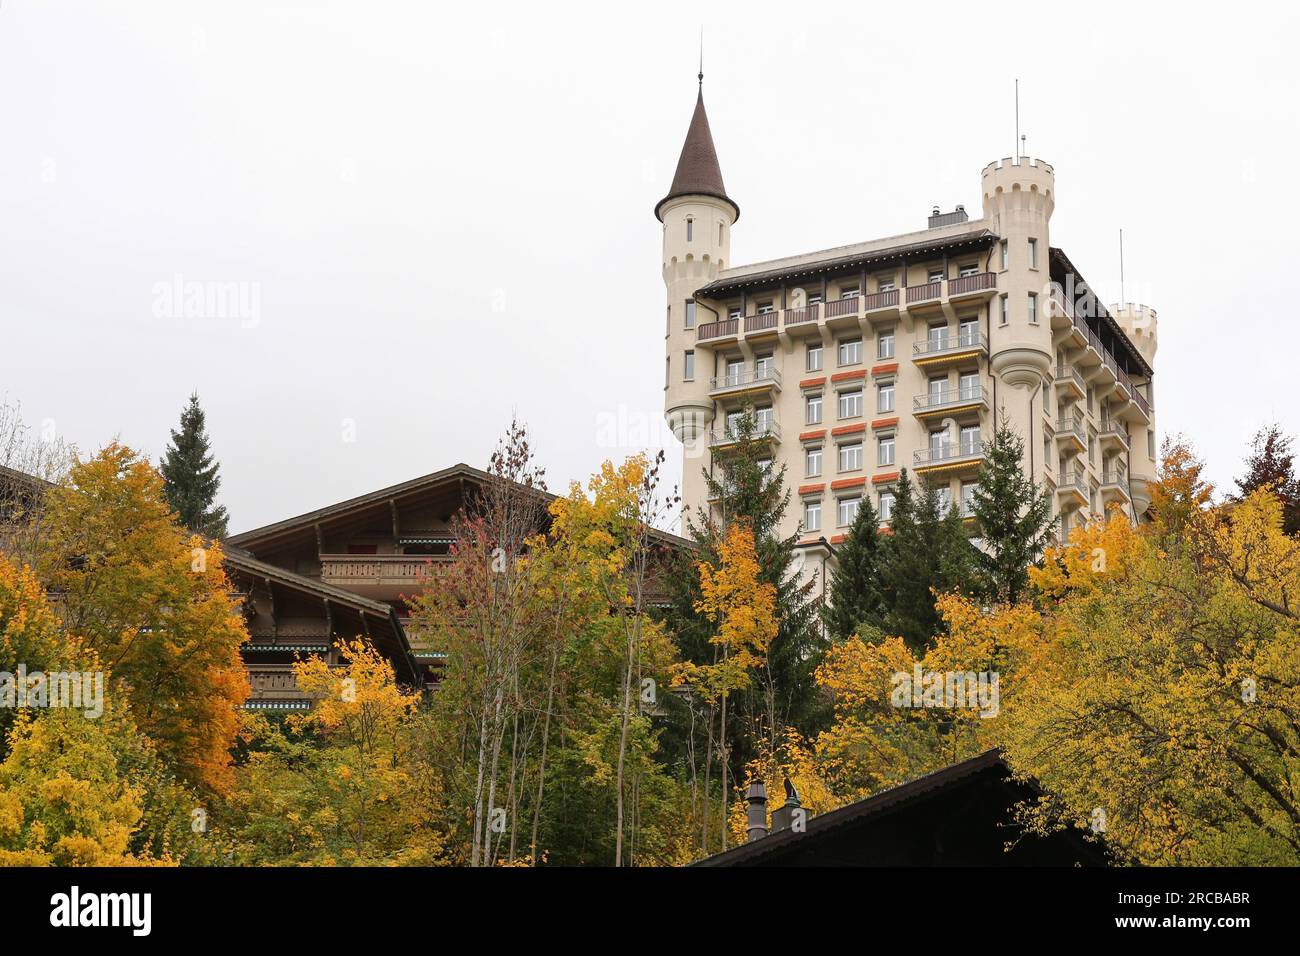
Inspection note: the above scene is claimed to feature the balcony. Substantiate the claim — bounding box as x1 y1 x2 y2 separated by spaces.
1099 420 1129 452
709 366 783 399
783 303 821 335
1054 365 1086 401
1100 470 1131 504
710 419 782 449
824 294 864 331
912 384 989 420
912 329 988 369
744 310 780 335
913 438 985 475
947 271 998 303
905 280 943 307
1056 470 1088 508
696 317 739 344
1054 416 1086 455
319 554 444 601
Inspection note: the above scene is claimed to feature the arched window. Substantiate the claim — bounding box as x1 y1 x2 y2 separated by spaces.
686 218 694 242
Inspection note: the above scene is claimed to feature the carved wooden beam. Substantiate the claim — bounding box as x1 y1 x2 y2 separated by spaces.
390 499 399 539
264 577 277 641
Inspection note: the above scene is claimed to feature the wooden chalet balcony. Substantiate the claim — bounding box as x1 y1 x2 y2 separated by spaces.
244 665 314 710
906 280 943 306
319 554 444 588
783 303 821 329
744 310 779 334
947 271 998 300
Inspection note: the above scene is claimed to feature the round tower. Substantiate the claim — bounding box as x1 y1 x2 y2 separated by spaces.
1110 302 1158 368
658 79 738 445
1111 302 1160 511
981 157 1056 473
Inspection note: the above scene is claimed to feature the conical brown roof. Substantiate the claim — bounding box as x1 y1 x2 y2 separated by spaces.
655 86 739 222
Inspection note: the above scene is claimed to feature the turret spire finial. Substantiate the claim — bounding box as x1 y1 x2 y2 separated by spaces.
698 27 704 87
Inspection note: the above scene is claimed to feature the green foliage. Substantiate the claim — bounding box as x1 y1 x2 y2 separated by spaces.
822 494 885 642
159 393 229 538
969 420 1054 602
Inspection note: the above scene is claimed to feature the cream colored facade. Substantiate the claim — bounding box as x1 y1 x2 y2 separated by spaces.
658 92 1158 566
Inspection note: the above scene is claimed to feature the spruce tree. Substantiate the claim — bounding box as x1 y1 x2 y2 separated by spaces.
879 469 978 652
1236 423 1300 536
969 420 1054 603
659 404 824 770
159 393 229 538
823 494 886 642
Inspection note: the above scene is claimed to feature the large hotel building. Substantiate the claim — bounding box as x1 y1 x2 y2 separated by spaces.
658 80 1159 568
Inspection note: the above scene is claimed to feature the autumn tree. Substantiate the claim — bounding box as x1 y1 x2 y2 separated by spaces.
36 443 250 795
1236 422 1300 536
159 393 229 538
673 521 777 853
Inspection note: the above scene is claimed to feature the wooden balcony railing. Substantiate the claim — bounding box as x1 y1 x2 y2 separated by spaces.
783 304 820 327
744 311 779 333
862 288 899 311
906 280 942 304
696 318 739 341
320 554 442 585
947 272 997 296
824 296 860 319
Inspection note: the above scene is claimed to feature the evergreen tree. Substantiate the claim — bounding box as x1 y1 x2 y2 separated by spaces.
969 420 1054 602
822 494 886 642
879 469 978 652
1236 423 1300 536
659 405 824 774
159 393 228 538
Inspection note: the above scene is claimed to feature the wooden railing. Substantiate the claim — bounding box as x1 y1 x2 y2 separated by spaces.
824 296 860 318
320 554 442 584
744 312 779 333
947 272 997 296
696 318 738 341
906 280 942 303
862 288 900 311
783 304 820 326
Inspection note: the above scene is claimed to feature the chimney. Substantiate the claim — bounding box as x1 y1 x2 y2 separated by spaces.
770 777 803 833
928 205 970 229
745 780 768 842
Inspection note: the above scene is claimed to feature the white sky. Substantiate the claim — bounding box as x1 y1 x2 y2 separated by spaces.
2 0 1297 533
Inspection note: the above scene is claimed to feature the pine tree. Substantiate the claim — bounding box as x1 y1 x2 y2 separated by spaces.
822 494 885 642
1236 423 1300 536
659 405 824 783
159 393 229 538
879 469 978 652
969 420 1054 602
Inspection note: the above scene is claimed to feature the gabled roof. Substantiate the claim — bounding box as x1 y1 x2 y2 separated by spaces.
226 462 694 553
655 85 738 223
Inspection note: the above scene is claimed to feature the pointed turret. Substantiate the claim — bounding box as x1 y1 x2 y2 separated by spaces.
655 81 739 222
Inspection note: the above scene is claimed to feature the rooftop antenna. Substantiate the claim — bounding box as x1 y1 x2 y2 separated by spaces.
1119 228 1126 305
1014 79 1020 165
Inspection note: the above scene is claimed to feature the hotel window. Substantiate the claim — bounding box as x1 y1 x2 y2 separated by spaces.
838 338 862 366
839 388 863 419
929 375 948 403
1148 430 1156 459
936 485 952 513
726 410 744 435
961 480 977 513
839 285 860 299
725 357 744 387
683 350 694 381
999 294 1009 326
1028 237 1038 268
808 290 823 304
959 318 979 346
665 356 670 386
877 330 895 359
959 371 979 400
878 275 897 292
1027 291 1038 325
877 382 895 413
878 435 895 466
686 218 693 242
728 306 742 321
804 499 821 532
806 394 823 425
755 353 774 379
1088 428 1097 465
959 263 979 277
757 300 775 314
879 491 896 522
961 425 981 454
755 406 774 434
805 445 822 477
837 495 861 527
927 323 948 351
806 344 823 371
1000 240 1009 270
927 267 944 284
930 428 949 455
684 300 696 329
838 442 863 472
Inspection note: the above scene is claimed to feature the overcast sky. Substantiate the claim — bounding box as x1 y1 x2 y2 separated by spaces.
2 1 1297 533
